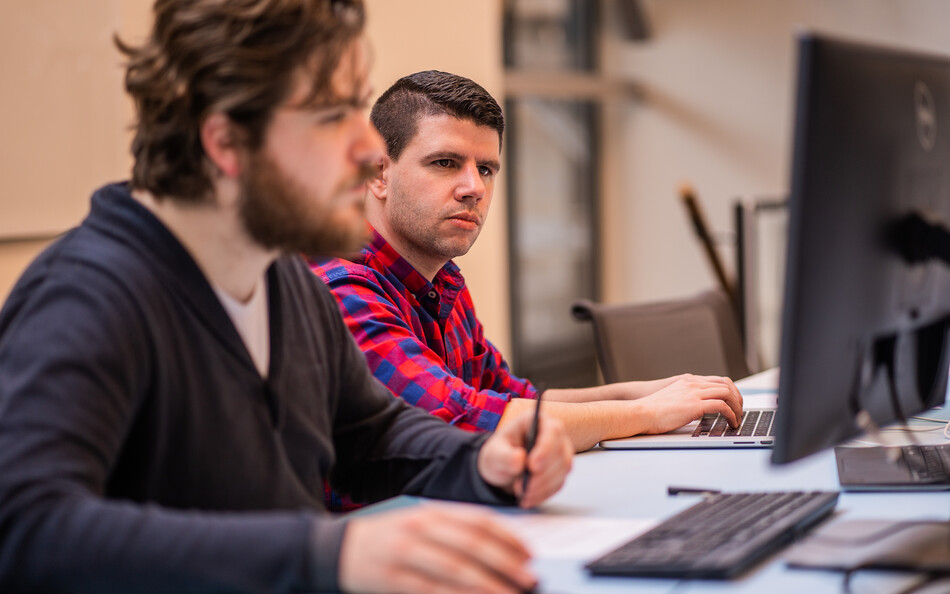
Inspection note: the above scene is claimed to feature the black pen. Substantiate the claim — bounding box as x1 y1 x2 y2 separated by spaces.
667 485 722 497
521 390 544 500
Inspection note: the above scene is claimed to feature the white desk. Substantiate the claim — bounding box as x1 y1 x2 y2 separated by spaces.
526 370 950 594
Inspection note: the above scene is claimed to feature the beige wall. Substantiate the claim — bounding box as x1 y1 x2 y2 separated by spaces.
0 2 131 238
0 0 146 300
0 0 510 353
6 1 950 364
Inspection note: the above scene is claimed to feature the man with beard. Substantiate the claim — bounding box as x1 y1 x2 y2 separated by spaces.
0 3 573 593
313 70 744 453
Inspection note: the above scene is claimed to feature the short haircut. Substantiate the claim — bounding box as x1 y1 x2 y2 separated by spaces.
370 70 504 162
116 0 365 203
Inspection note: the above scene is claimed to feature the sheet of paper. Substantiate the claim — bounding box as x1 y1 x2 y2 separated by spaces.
497 514 655 560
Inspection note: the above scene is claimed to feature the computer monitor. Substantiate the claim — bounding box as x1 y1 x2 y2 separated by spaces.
772 33 950 465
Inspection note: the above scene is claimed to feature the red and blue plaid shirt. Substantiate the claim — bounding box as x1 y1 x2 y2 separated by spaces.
311 230 537 433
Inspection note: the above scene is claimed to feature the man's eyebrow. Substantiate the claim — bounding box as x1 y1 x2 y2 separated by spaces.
315 94 370 111
421 151 501 172
298 85 374 112
480 158 502 172
421 150 466 163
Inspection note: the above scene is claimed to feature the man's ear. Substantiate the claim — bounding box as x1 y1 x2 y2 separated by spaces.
367 155 392 200
200 112 242 178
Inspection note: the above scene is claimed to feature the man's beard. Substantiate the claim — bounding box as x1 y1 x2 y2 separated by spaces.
238 150 373 257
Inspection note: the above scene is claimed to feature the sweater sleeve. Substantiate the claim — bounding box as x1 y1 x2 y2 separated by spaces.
300 266 516 507
0 267 319 592
321 265 535 432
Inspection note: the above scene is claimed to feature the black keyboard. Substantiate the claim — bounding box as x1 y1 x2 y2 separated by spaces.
902 444 950 481
692 409 775 438
585 490 839 579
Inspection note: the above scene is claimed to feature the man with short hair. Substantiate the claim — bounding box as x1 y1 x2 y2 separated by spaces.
0 4 572 593
313 70 744 452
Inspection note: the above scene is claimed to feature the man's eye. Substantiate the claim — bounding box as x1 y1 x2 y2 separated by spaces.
315 110 347 125
434 159 453 168
478 166 494 177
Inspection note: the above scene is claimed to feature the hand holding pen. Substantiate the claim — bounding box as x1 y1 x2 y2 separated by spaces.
475 391 574 509
521 390 544 499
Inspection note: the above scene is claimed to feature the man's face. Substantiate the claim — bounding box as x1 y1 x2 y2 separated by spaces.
238 39 383 257
379 114 501 274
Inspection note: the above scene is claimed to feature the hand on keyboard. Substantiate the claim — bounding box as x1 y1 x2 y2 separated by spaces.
634 374 744 434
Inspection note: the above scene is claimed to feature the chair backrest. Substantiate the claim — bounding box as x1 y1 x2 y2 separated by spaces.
571 288 751 383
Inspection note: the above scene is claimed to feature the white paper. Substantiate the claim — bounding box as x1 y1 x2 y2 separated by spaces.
497 514 656 560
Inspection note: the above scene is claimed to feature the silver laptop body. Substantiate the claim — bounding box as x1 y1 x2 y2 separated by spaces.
599 408 776 450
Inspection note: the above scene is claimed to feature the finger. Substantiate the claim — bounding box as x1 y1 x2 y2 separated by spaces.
479 418 532 490
425 506 533 561
730 384 744 418
718 377 744 409
384 566 472 594
693 375 743 400
521 455 570 508
521 424 572 508
701 397 741 427
703 378 742 416
704 381 743 416
694 384 744 426
409 511 536 589
719 379 744 420
524 416 567 478
718 377 745 412
490 436 526 482
523 454 570 508
394 540 526 594
513 411 557 490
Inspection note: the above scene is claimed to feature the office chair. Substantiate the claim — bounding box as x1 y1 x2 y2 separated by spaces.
571 288 752 383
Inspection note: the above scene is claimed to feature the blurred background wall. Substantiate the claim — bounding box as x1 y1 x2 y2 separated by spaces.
599 0 950 369
3 0 950 375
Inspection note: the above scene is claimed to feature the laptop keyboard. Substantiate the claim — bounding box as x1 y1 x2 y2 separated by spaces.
692 409 775 438
585 490 839 579
902 444 950 481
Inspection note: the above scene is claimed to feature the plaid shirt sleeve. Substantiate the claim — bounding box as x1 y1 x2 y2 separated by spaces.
319 265 535 432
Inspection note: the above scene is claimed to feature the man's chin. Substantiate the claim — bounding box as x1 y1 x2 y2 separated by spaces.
433 238 478 262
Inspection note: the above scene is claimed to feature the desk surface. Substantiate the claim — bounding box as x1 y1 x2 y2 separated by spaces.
528 369 950 594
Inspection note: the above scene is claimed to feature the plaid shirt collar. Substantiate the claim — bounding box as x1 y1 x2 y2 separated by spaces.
362 229 465 321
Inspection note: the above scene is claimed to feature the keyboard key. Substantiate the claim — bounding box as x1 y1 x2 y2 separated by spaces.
691 410 776 439
754 411 774 436
905 445 949 481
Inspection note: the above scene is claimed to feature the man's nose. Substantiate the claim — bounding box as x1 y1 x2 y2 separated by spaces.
454 163 485 201
352 118 385 166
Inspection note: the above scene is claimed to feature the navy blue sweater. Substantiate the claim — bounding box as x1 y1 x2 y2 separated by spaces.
0 183 509 593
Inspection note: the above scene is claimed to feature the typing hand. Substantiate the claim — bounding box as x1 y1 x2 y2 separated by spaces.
339 503 537 594
478 410 573 508
638 374 743 434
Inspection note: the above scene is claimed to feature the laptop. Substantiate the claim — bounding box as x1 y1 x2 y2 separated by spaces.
600 406 777 450
835 443 950 491
598 371 780 450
